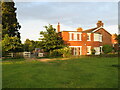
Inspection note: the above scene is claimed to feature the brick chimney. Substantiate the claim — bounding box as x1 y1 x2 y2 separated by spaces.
77 27 83 32
57 22 60 32
96 20 104 28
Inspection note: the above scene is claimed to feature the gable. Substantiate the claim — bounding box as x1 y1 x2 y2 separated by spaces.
94 28 112 36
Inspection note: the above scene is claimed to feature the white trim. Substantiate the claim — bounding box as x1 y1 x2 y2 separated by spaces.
69 46 82 55
99 34 102 42
94 33 100 41
92 27 102 33
74 33 77 40
87 46 91 55
94 47 100 55
87 33 91 41
69 32 82 41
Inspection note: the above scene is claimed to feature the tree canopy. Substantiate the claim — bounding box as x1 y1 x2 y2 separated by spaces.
1 1 21 39
1 0 22 56
102 45 113 54
39 24 65 52
24 39 42 52
115 34 120 45
2 34 22 55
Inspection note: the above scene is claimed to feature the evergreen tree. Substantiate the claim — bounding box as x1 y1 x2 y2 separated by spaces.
1 0 21 39
40 24 65 52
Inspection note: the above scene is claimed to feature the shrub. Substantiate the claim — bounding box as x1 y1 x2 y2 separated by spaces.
13 52 24 59
48 47 72 58
102 45 113 54
49 50 62 57
58 47 71 57
91 49 96 55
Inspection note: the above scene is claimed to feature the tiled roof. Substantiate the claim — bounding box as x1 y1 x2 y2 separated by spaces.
82 27 98 33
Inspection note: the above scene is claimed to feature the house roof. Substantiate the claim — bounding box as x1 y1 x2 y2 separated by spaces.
82 27 111 35
60 26 111 35
82 27 98 33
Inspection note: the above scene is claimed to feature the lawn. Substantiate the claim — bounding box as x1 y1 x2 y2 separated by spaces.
2 56 118 88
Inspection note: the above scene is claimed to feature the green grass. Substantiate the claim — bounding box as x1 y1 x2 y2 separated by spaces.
2 56 118 88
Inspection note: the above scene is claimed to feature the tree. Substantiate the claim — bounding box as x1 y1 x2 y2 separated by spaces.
115 34 120 54
23 39 42 52
115 34 120 45
39 24 65 52
102 45 113 54
1 0 21 39
2 34 22 56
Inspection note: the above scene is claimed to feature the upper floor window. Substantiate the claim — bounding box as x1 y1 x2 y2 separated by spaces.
94 33 102 42
74 33 77 40
99 35 102 42
69 32 81 41
87 33 91 41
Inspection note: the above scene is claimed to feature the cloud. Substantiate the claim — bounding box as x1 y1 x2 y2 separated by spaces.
104 25 118 34
15 2 117 25
15 2 118 42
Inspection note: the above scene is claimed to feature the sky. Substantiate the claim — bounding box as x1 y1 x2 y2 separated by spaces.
15 2 118 43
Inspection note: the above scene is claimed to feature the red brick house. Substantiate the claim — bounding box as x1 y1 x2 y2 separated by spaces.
57 21 112 55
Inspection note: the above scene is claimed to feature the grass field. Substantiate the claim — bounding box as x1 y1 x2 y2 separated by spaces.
2 56 118 88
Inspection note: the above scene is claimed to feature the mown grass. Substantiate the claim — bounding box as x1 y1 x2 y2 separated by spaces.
2 56 118 88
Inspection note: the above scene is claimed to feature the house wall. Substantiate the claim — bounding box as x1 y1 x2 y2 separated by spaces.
61 31 102 55
95 28 112 46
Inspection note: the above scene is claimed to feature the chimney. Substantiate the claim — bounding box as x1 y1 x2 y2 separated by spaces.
57 22 60 32
77 27 83 32
96 20 104 28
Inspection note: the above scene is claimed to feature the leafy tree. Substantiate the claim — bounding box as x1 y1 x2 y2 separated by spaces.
115 34 120 45
1 0 21 39
23 39 32 52
2 34 22 56
102 45 113 54
23 39 42 52
39 24 65 52
115 34 120 54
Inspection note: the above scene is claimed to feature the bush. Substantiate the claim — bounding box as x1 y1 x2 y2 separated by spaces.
49 47 72 58
102 45 113 54
13 52 24 59
91 49 96 55
58 47 71 57
49 50 62 57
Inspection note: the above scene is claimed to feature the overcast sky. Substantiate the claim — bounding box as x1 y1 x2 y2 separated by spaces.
15 2 118 43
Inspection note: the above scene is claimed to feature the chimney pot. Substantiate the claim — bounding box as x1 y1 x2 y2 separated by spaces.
77 27 83 32
57 22 60 32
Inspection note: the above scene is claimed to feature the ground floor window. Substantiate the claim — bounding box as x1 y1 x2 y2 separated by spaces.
100 46 102 54
87 46 91 55
70 46 82 56
94 47 100 55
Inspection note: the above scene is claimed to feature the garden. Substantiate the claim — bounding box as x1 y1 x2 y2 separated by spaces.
2 56 118 88
1 1 120 89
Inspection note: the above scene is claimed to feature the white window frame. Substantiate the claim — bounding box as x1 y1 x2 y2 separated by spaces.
99 34 102 42
87 33 91 41
87 46 91 55
94 33 100 41
69 46 82 55
69 32 82 41
94 47 100 55
74 33 77 41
